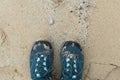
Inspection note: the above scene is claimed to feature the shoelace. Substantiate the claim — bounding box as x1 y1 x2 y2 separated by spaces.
32 52 52 80
34 54 48 78
62 55 83 80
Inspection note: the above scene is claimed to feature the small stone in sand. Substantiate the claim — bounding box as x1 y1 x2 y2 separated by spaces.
78 3 83 10
48 18 55 25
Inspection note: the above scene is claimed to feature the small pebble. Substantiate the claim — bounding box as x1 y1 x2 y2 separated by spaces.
78 3 83 10
48 18 54 25
70 10 73 13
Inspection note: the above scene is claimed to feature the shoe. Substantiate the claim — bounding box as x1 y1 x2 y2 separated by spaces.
30 40 53 80
60 41 84 80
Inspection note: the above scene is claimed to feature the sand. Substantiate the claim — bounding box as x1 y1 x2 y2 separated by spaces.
0 0 120 80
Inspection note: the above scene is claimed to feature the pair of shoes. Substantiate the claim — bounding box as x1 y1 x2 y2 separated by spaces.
30 40 84 80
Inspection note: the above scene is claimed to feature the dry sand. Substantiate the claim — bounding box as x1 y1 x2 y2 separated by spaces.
0 0 120 80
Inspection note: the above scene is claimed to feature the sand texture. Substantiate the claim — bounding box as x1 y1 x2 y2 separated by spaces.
0 0 120 80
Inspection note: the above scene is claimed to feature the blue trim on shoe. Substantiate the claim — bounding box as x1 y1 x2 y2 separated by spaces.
60 41 84 80
30 41 53 80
